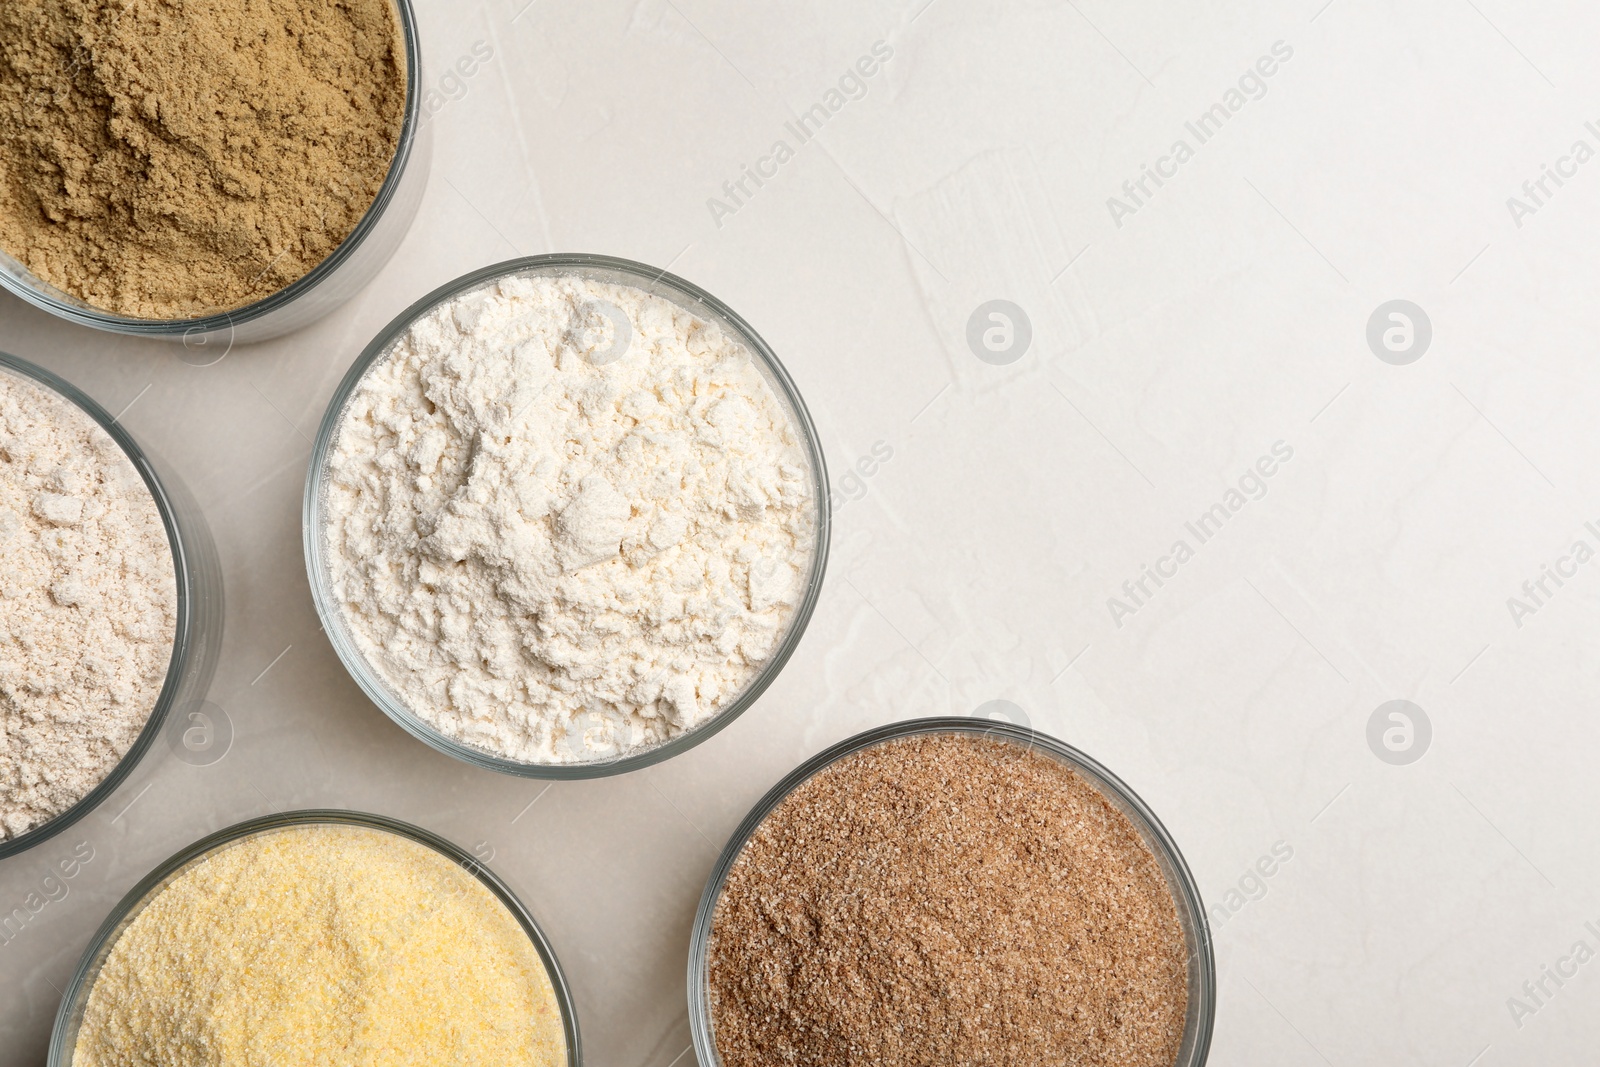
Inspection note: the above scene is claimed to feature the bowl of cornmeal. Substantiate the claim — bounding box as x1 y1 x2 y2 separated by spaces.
50 811 578 1067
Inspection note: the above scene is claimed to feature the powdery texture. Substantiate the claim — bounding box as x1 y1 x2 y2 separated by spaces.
74 823 568 1067
0 369 175 840
709 734 1191 1067
0 0 405 319
324 274 814 763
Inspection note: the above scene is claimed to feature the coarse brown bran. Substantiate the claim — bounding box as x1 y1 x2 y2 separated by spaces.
708 733 1190 1067
0 0 406 320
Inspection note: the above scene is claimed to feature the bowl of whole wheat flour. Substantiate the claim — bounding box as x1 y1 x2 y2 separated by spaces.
305 255 830 777
0 353 222 860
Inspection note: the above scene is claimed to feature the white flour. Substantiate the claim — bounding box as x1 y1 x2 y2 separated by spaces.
323 273 815 763
0 369 176 840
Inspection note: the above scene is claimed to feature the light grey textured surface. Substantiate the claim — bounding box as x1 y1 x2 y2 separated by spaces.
3 2 1598 1065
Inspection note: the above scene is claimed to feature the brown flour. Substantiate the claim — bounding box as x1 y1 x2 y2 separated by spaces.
0 0 406 320
708 733 1191 1067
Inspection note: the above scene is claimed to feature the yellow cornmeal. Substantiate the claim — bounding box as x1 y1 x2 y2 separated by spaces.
73 824 567 1067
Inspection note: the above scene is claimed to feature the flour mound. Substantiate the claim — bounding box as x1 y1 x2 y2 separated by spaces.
324 274 814 763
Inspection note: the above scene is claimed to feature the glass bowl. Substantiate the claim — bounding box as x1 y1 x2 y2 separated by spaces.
688 717 1217 1067
0 352 223 862
303 254 831 779
0 0 430 348
47 809 583 1067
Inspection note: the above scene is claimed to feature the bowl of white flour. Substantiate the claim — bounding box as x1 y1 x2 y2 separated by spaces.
305 255 829 777
0 353 222 860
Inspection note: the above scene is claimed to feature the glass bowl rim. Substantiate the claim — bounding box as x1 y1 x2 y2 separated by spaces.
46 807 584 1067
0 0 424 336
302 252 832 780
686 716 1217 1067
0 351 197 862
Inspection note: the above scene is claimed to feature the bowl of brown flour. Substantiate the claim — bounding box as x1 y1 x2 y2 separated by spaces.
0 0 428 347
690 718 1217 1067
